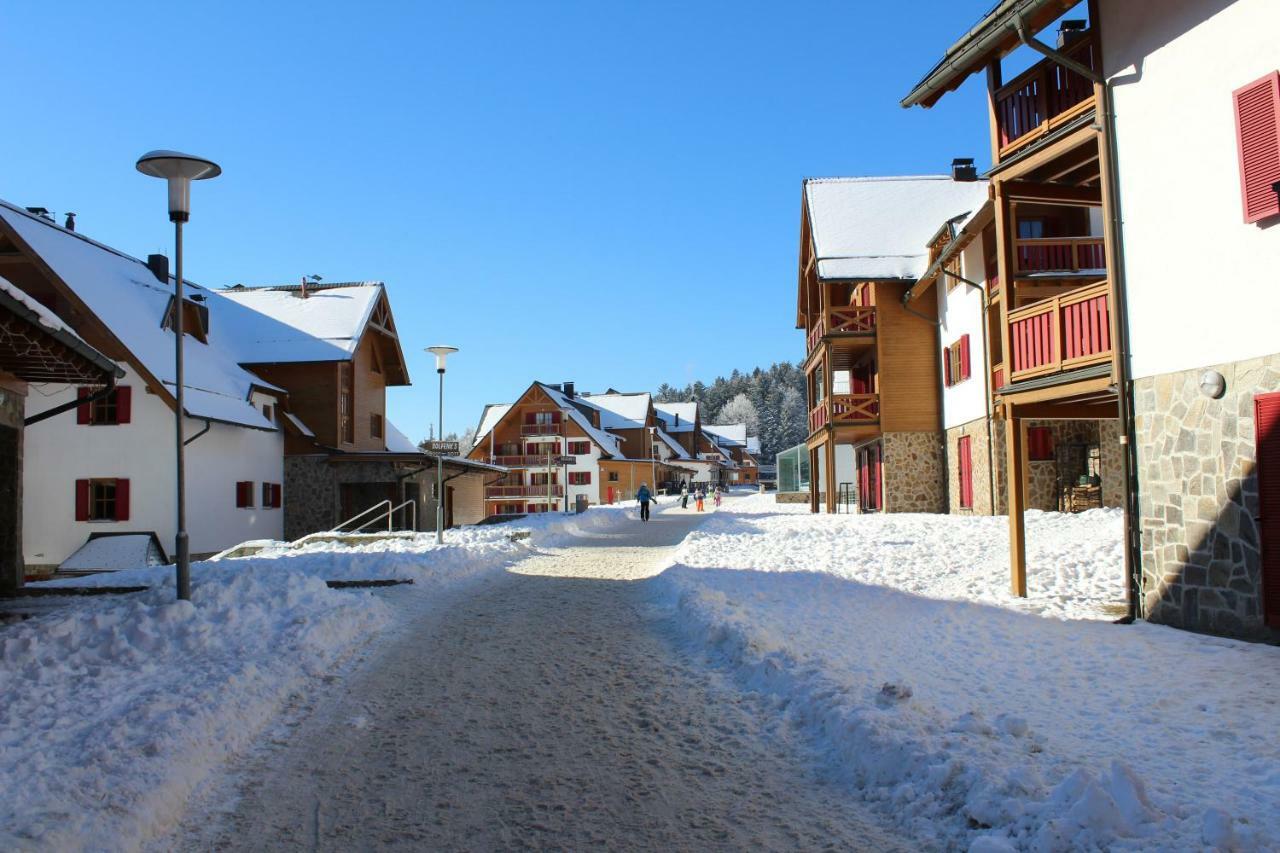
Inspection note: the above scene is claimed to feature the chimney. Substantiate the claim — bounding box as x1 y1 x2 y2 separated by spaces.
1057 19 1086 48
64 212 76 231
146 253 170 284
951 158 978 182
563 381 575 398
675 413 681 427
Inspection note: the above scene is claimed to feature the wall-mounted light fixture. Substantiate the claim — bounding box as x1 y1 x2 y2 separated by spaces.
1198 370 1226 399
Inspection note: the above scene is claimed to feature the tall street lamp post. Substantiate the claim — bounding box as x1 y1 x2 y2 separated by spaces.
426 346 458 544
648 426 657 494
135 150 221 602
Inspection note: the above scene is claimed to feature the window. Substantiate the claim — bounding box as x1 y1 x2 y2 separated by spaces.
262 404 273 423
569 471 591 485
608 471 619 482
957 436 973 509
652 443 662 458
260 482 282 508
945 257 962 292
944 336 971 386
530 472 557 486
1028 426 1055 461
236 480 255 508
161 296 209 343
370 412 384 439
75 478 129 521
568 440 591 455
76 386 132 425
339 363 354 444
1017 218 1045 239
1233 71 1280 223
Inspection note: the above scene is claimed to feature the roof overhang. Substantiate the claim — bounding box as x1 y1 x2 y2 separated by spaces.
906 200 995 302
901 0 1079 109
0 288 121 384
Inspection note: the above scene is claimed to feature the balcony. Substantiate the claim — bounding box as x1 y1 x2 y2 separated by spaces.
520 422 562 436
486 484 564 499
1007 281 1111 382
491 455 562 467
992 362 1006 394
806 306 877 353
808 393 880 433
995 33 1096 159
1014 236 1105 277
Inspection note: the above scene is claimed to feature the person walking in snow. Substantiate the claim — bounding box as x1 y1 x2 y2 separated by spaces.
713 486 722 508
636 483 655 522
695 486 705 512
680 483 689 509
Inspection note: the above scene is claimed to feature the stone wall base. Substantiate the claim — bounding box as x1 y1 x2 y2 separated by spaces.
775 491 809 504
1133 354 1280 640
944 417 996 515
882 431 944 514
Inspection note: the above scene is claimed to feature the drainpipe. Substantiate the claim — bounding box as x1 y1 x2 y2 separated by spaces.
24 374 117 427
183 418 212 446
901 290 950 512
1010 16 1140 619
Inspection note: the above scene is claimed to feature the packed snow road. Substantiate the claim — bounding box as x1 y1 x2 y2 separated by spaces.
172 504 903 851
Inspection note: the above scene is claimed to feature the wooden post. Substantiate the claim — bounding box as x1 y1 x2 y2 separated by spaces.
809 445 820 513
825 438 838 514
1005 406 1028 597
994 185 1015 378
986 59 1004 167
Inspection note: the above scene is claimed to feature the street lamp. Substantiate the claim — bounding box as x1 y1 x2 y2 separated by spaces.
135 150 221 602
426 345 458 544
648 426 658 497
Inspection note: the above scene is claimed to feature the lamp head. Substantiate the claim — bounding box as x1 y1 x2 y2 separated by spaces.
426 345 459 373
135 150 221 222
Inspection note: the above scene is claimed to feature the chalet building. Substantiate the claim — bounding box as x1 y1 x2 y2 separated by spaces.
903 4 1131 603
653 401 734 486
797 176 989 514
703 423 761 485
0 277 120 591
469 382 701 515
218 282 502 538
0 202 288 573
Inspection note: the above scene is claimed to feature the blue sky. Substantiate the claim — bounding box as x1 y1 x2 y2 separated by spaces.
2 1 991 439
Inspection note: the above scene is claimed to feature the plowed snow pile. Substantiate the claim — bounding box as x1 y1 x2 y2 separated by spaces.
656 494 1280 851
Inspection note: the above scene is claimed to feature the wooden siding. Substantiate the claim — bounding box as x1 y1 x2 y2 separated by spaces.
874 281 942 433
249 361 340 449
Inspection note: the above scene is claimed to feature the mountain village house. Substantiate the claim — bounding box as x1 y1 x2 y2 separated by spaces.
468 382 755 515
901 0 1280 638
0 202 495 580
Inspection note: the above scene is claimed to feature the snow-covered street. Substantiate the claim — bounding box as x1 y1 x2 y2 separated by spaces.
4 493 1278 851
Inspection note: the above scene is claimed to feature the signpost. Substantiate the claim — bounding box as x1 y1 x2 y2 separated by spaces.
425 440 460 456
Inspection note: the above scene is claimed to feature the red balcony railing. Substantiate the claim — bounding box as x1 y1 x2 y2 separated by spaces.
520 422 562 436
806 315 826 353
1014 236 1105 275
806 307 877 354
486 484 565 499
995 34 1096 158
491 455 561 467
992 362 1006 394
809 393 880 433
1008 281 1112 381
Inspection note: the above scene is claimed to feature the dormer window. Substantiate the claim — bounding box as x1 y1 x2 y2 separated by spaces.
161 296 209 343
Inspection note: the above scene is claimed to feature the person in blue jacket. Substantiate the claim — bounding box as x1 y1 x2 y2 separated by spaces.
636 483 655 522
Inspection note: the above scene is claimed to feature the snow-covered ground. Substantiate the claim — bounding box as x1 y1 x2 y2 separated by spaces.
656 494 1280 851
0 505 646 851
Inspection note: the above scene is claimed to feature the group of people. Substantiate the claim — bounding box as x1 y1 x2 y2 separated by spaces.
633 481 725 522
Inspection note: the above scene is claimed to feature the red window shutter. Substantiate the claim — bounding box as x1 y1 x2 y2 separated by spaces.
115 386 131 424
114 479 130 521
1028 426 1054 461
76 388 91 424
960 335 971 380
958 436 973 508
262 482 271 507
583 472 591 484
75 479 90 521
943 346 953 386
1233 71 1280 224
273 484 282 508
1254 393 1280 626
525 412 536 424
236 481 252 508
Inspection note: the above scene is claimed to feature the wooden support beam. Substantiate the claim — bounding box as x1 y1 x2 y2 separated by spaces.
0 253 31 266
1001 180 1102 205
993 124 1095 183
809 445 820 514
1006 413 1028 597
994 186 1014 400
986 59 1004 169
824 437 837 514
1014 401 1119 420
1001 374 1113 406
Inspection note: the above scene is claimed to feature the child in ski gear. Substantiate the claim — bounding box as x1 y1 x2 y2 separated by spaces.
695 487 705 512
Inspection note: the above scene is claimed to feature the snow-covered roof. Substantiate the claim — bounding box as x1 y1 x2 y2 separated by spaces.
746 435 761 455
0 202 274 430
655 428 690 460
384 419 419 453
216 283 383 363
654 402 698 433
536 383 622 457
580 391 651 430
282 410 315 438
473 403 512 446
0 274 121 380
703 423 747 447
804 176 990 281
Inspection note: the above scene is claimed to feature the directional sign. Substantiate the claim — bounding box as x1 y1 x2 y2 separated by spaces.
425 440 460 455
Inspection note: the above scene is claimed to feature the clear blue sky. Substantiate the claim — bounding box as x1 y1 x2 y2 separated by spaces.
2 1 990 439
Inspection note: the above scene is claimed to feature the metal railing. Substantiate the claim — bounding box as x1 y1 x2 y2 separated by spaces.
290 498 418 547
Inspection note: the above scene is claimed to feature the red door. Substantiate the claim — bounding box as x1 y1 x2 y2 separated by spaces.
857 443 883 512
1255 393 1280 627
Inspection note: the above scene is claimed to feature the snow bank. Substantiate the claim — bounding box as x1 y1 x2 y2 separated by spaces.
656 497 1280 850
3 505 641 850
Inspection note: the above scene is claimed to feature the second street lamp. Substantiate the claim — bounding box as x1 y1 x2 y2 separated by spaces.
426 345 458 544
135 150 221 602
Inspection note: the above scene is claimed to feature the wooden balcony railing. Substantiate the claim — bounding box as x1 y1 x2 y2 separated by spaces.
1014 236 1105 275
486 484 564 498
995 34 1096 158
1008 281 1112 381
992 362 1006 393
806 306 877 353
491 455 561 467
809 393 880 433
520 422 562 436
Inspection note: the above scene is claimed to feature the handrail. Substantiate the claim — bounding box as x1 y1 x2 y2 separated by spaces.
1013 236 1106 274
1008 281 1111 380
994 33 1096 157
351 499 417 533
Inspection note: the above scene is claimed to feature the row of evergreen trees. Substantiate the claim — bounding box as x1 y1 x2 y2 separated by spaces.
654 362 807 462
